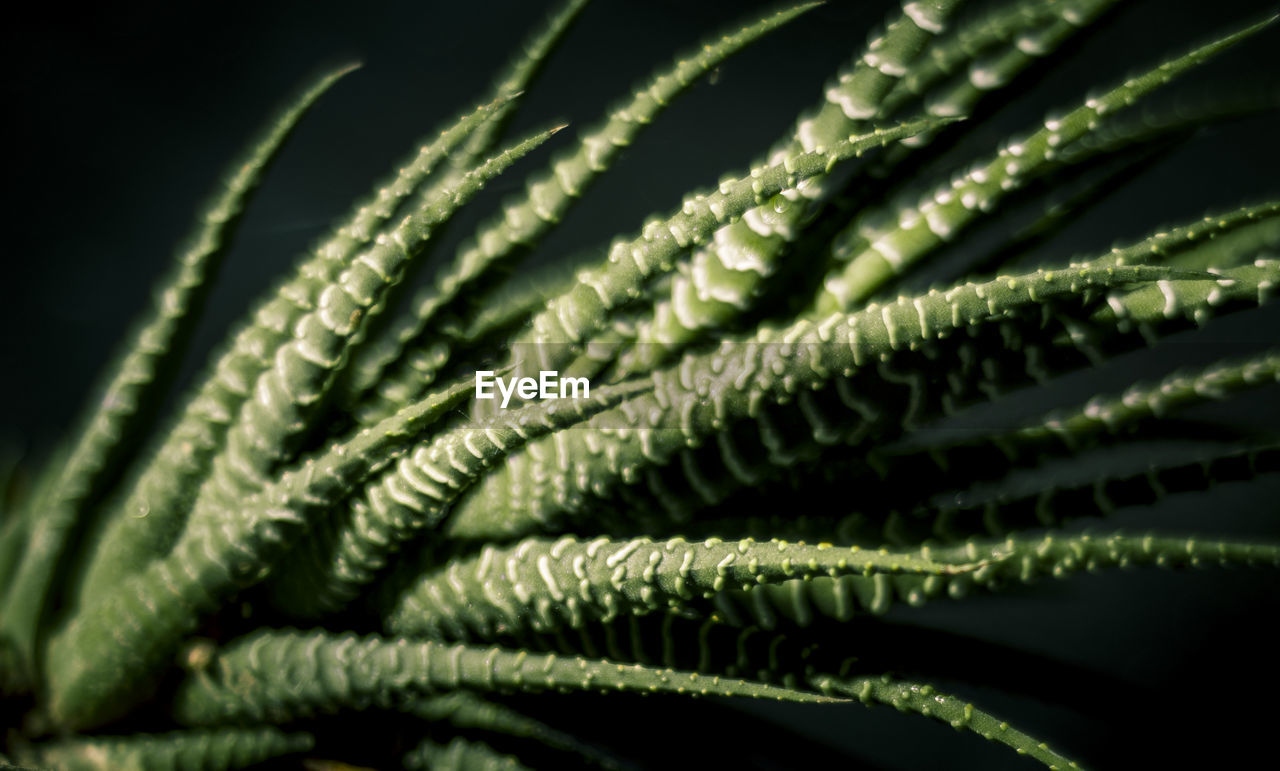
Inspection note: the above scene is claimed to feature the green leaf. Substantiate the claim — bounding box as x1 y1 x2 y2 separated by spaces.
344 1 826 406
43 372 489 728
170 629 845 726
177 124 563 541
439 0 593 180
499 117 951 387
616 0 969 377
403 736 533 771
446 264 1205 540
74 90 518 611
711 530 1280 625
384 535 981 641
405 692 623 770
815 674 1083 770
20 727 312 771
266 378 654 617
0 62 356 687
816 15 1276 312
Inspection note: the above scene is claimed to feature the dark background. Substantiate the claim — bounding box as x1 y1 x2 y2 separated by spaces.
3 1 1279 768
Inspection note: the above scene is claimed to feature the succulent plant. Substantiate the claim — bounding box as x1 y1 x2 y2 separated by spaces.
3 0 1278 768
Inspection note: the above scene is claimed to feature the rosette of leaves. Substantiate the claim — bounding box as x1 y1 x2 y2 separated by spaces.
2 0 1278 769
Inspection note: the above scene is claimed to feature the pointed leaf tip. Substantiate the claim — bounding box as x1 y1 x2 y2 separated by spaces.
333 60 363 77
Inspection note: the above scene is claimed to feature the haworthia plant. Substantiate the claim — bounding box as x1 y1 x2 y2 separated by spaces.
443 263 1235 539
16 727 314 771
402 736 532 771
403 691 623 770
387 530 1280 639
489 114 953 401
706 530 1280 626
0 64 359 687
73 88 521 611
169 628 842 726
2 1 1277 769
814 674 1083 770
266 378 657 617
346 2 824 416
793 348 1280 523
383 535 984 640
614 0 971 377
815 15 1274 313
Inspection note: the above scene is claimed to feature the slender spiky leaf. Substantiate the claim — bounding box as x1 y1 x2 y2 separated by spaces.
405 692 623 770
44 369 510 727
352 247 598 424
384 535 980 640
177 125 562 542
0 63 357 684
440 0 592 180
710 531 1280 626
75 92 520 609
447 264 1211 540
267 379 655 617
814 674 1082 770
856 349 1280 508
816 16 1276 312
496 117 950 393
615 0 968 377
170 629 843 726
344 2 826 406
403 736 532 771
20 727 312 771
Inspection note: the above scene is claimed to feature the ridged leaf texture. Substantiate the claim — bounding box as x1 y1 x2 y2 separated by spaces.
3 2 1277 769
